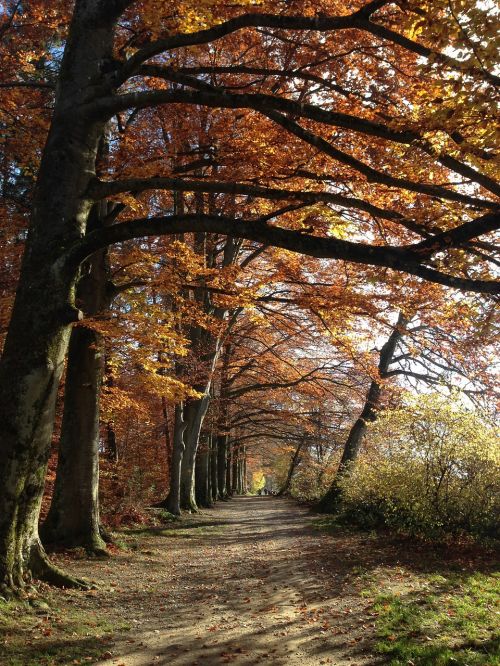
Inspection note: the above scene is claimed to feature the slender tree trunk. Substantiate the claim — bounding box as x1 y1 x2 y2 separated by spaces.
239 460 244 494
279 438 304 496
210 434 219 503
106 421 118 464
161 396 172 472
317 314 408 513
216 434 228 499
242 447 248 494
195 434 212 508
162 404 186 515
225 440 233 497
179 393 211 511
0 3 119 592
232 443 239 494
206 434 213 505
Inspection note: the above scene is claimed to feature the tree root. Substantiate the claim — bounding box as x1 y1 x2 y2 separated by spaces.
30 541 93 590
87 545 110 559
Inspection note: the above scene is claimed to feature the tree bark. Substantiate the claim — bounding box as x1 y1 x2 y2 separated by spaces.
179 393 211 511
231 443 239 494
216 434 228 499
0 3 116 592
195 434 212 508
278 438 304 496
41 201 113 555
210 434 219 503
242 447 248 494
40 325 107 555
225 440 233 497
161 403 187 516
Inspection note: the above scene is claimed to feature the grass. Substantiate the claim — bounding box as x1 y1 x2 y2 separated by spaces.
0 596 129 665
372 571 500 665
311 515 350 532
311 516 499 665
122 519 227 540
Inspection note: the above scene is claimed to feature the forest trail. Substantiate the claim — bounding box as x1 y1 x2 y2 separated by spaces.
5 496 496 665
80 496 382 666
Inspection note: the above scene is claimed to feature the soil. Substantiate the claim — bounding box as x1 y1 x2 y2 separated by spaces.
34 495 493 666
49 496 386 665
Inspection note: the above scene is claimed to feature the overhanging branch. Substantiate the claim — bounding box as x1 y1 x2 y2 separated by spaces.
62 213 500 294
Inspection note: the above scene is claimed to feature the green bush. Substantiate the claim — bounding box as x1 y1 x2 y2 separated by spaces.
338 394 500 542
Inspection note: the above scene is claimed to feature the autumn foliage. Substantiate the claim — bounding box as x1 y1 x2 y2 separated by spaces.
0 0 499 593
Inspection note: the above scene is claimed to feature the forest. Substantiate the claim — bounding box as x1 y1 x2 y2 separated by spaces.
0 0 499 664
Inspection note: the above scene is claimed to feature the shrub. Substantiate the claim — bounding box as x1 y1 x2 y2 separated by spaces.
338 394 500 542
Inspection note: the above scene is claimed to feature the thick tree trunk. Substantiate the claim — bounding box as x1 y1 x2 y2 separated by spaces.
41 326 107 555
41 205 113 554
0 3 118 592
317 314 408 514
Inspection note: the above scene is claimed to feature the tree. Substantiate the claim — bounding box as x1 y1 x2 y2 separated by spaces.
0 0 498 594
317 312 408 512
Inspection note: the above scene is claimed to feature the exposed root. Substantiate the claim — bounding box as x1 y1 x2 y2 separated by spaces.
30 541 93 590
0 582 17 600
87 545 110 559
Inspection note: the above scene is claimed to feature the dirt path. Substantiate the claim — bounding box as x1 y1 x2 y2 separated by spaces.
67 496 381 666
3 496 497 665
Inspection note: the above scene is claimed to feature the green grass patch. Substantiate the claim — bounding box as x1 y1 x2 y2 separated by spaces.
123 521 226 540
156 509 180 523
0 596 128 665
373 571 500 665
310 515 379 539
310 516 350 533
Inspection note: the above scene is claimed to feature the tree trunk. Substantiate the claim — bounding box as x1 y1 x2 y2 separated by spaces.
317 314 408 514
195 434 212 508
210 434 219 503
161 404 186 516
179 393 211 511
0 3 118 592
279 438 304 496
41 326 107 555
231 443 239 494
242 447 248 494
216 434 228 499
225 440 233 498
41 203 113 555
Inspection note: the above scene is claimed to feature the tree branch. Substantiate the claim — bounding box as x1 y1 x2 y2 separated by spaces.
412 211 500 255
89 176 405 222
89 89 499 202
115 4 498 86
62 213 500 294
